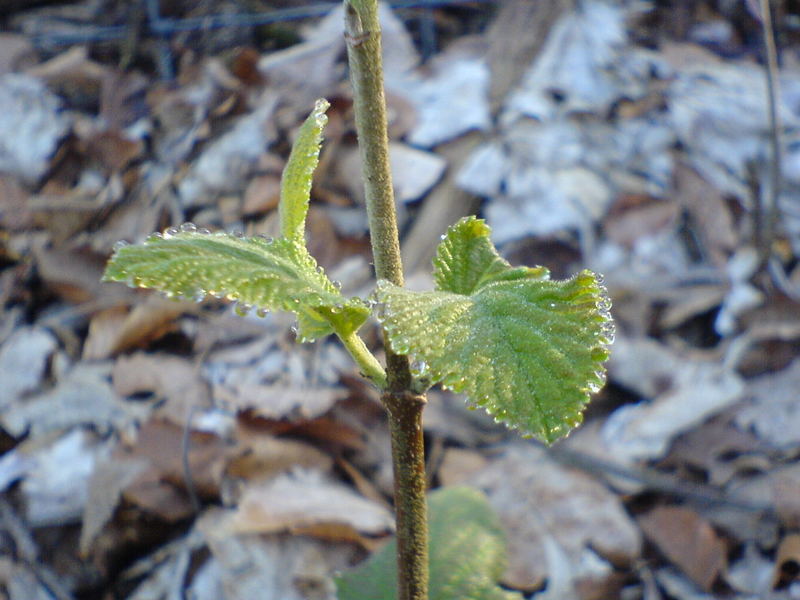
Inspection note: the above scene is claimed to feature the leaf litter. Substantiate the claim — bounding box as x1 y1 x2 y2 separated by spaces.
2 0 800 598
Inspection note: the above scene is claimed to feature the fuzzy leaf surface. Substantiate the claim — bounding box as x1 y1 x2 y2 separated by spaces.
376 216 613 443
103 231 368 341
335 486 523 600
280 98 329 243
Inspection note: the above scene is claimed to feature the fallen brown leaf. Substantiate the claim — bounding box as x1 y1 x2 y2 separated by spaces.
638 505 727 591
221 469 394 544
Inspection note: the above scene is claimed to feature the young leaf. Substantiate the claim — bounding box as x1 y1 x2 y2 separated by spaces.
280 98 329 243
375 216 614 443
103 229 368 342
335 486 523 600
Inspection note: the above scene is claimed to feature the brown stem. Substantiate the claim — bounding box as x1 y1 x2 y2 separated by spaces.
344 1 429 599
385 391 428 600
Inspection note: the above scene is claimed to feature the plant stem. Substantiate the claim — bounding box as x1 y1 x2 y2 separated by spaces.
338 330 387 388
758 0 782 268
344 1 429 599
385 391 429 600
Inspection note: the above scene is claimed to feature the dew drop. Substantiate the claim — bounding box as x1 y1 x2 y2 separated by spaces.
410 360 428 377
256 307 268 318
290 325 298 336
164 226 180 238
234 302 252 317
180 222 197 233
256 234 274 244
232 230 245 238
146 232 164 242
198 227 211 235
332 280 342 290
112 240 129 252
373 302 387 322
192 289 206 302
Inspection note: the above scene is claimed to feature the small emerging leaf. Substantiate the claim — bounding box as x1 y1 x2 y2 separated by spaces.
280 98 329 242
375 216 614 443
335 486 523 600
103 228 368 342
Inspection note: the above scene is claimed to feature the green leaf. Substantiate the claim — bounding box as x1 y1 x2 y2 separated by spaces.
335 486 523 600
280 98 329 243
103 228 368 342
375 216 614 443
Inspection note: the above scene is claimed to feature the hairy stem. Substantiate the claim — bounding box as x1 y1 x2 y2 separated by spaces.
344 1 429 599
385 391 429 600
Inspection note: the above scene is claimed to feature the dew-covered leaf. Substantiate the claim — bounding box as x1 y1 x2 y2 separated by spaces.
103 228 368 342
375 216 613 443
280 98 329 243
335 486 523 600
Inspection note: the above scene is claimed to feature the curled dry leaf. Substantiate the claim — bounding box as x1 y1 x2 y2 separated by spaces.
772 533 800 590
221 468 394 545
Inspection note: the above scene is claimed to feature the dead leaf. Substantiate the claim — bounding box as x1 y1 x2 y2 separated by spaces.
470 444 641 594
0 175 32 231
112 352 210 425
397 42 491 148
79 457 149 556
20 429 111 526
221 469 394 543
772 533 800 589
503 1 655 121
178 92 279 206
735 358 800 449
82 129 144 172
437 447 489 487
213 382 342 422
0 33 34 76
32 243 110 304
0 325 57 413
0 557 57 600
661 417 762 487
604 195 679 248
196 511 356 600
675 163 737 267
226 429 332 484
119 419 229 520
2 362 150 438
638 505 727 591
602 336 745 464
0 73 71 182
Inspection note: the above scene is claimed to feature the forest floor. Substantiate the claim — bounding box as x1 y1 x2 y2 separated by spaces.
2 0 800 598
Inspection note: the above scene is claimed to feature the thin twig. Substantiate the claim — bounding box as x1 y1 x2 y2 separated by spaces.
757 0 782 267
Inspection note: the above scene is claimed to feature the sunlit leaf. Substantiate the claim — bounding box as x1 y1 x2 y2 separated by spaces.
335 486 523 600
280 98 329 243
103 228 368 342
375 216 614 443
